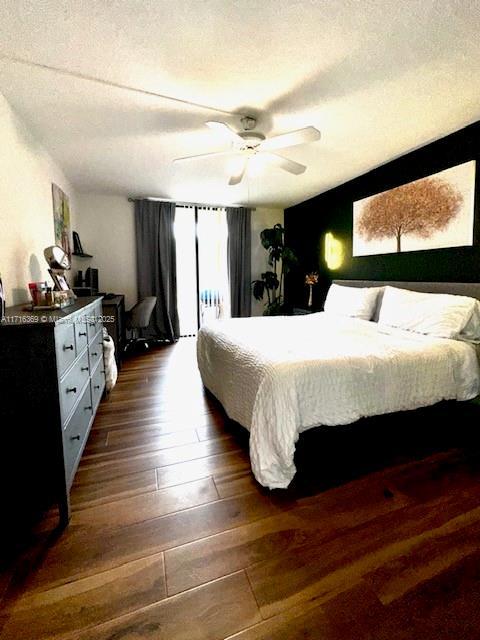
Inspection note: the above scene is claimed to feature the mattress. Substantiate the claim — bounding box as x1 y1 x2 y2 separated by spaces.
196 313 480 489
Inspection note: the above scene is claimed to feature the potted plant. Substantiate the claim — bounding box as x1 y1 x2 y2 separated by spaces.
252 223 298 315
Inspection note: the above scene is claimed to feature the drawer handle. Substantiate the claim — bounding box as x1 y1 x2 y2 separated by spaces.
92 352 98 357
81 366 89 372
66 387 77 394
79 331 87 337
89 322 95 327
63 344 74 351
71 434 81 441
94 384 100 390
85 405 93 411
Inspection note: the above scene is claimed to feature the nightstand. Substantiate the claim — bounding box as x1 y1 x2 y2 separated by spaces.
292 307 314 315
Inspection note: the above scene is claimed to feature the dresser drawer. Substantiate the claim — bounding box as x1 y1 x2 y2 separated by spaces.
59 349 91 423
91 361 105 410
74 315 88 353
87 301 103 342
88 332 104 371
63 384 93 486
55 322 77 376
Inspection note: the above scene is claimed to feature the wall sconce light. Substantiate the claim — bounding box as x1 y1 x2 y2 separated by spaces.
325 232 344 270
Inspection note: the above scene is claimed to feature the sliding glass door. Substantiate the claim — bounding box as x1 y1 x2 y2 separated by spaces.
174 206 230 337
174 206 198 336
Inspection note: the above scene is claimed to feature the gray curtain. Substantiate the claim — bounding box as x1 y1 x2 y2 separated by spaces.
226 207 251 317
134 200 179 342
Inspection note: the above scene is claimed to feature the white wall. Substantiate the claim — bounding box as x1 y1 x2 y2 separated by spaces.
250 207 284 316
0 92 77 306
73 199 282 316
73 193 137 308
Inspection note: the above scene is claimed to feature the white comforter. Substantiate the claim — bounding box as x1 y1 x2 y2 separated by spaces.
196 313 480 489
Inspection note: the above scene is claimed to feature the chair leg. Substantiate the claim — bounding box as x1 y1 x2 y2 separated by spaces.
124 326 151 354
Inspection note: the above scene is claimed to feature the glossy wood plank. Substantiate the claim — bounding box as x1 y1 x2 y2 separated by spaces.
90 410 225 433
70 470 157 510
71 478 219 529
62 572 261 640
0 553 166 640
296 551 480 640
95 401 216 420
165 449 480 597
195 424 228 441
75 437 241 485
155 449 252 490
368 550 480 640
365 512 480 605
229 551 480 640
3 338 480 640
165 474 411 596
225 581 382 640
21 492 285 593
83 429 108 450
81 429 200 461
106 427 202 448
214 467 260 498
246 490 480 618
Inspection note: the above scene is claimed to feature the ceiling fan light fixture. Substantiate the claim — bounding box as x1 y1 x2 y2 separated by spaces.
205 120 226 132
226 155 246 175
205 121 245 144
237 131 266 146
240 115 257 131
174 118 321 186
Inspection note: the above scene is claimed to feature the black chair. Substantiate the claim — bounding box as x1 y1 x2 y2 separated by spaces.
124 296 157 352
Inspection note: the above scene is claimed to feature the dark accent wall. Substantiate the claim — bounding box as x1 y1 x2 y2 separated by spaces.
285 122 480 310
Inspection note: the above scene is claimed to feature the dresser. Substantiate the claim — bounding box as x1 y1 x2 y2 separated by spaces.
0 297 105 542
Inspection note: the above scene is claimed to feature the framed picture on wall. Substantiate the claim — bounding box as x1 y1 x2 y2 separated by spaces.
52 183 72 261
353 160 476 256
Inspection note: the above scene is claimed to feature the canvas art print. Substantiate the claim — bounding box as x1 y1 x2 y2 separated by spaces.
353 161 476 256
52 183 72 260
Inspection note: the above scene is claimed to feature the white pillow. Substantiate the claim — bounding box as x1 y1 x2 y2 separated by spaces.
324 284 381 321
378 286 478 339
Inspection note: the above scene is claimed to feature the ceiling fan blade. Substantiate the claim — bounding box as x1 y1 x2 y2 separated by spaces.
228 157 248 185
263 153 306 175
173 150 237 163
258 126 320 152
206 121 244 144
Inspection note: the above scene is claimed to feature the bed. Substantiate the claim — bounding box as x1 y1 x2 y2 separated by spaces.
196 281 480 489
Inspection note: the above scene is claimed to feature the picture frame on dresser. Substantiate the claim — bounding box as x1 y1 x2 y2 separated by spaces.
0 296 106 550
49 270 71 292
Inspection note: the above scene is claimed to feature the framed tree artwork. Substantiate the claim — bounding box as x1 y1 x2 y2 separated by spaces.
353 161 476 256
52 183 72 261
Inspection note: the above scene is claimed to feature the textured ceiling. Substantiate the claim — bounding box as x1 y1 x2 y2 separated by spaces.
0 0 479 207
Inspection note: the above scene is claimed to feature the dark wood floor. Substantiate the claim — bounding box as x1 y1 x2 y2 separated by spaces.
1 338 480 639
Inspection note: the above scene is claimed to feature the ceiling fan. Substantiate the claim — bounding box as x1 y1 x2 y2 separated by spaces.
173 116 321 185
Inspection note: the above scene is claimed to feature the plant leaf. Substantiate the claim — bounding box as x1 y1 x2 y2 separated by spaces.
260 228 275 249
270 246 283 262
253 223 297 307
263 298 285 316
263 271 279 290
280 247 298 274
252 280 265 300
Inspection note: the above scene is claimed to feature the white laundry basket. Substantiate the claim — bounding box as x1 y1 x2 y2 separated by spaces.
103 328 118 392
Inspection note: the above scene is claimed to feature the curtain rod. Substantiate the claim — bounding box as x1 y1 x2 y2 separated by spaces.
127 197 255 210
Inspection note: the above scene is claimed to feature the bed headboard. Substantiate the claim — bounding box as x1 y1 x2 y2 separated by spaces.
333 280 480 302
